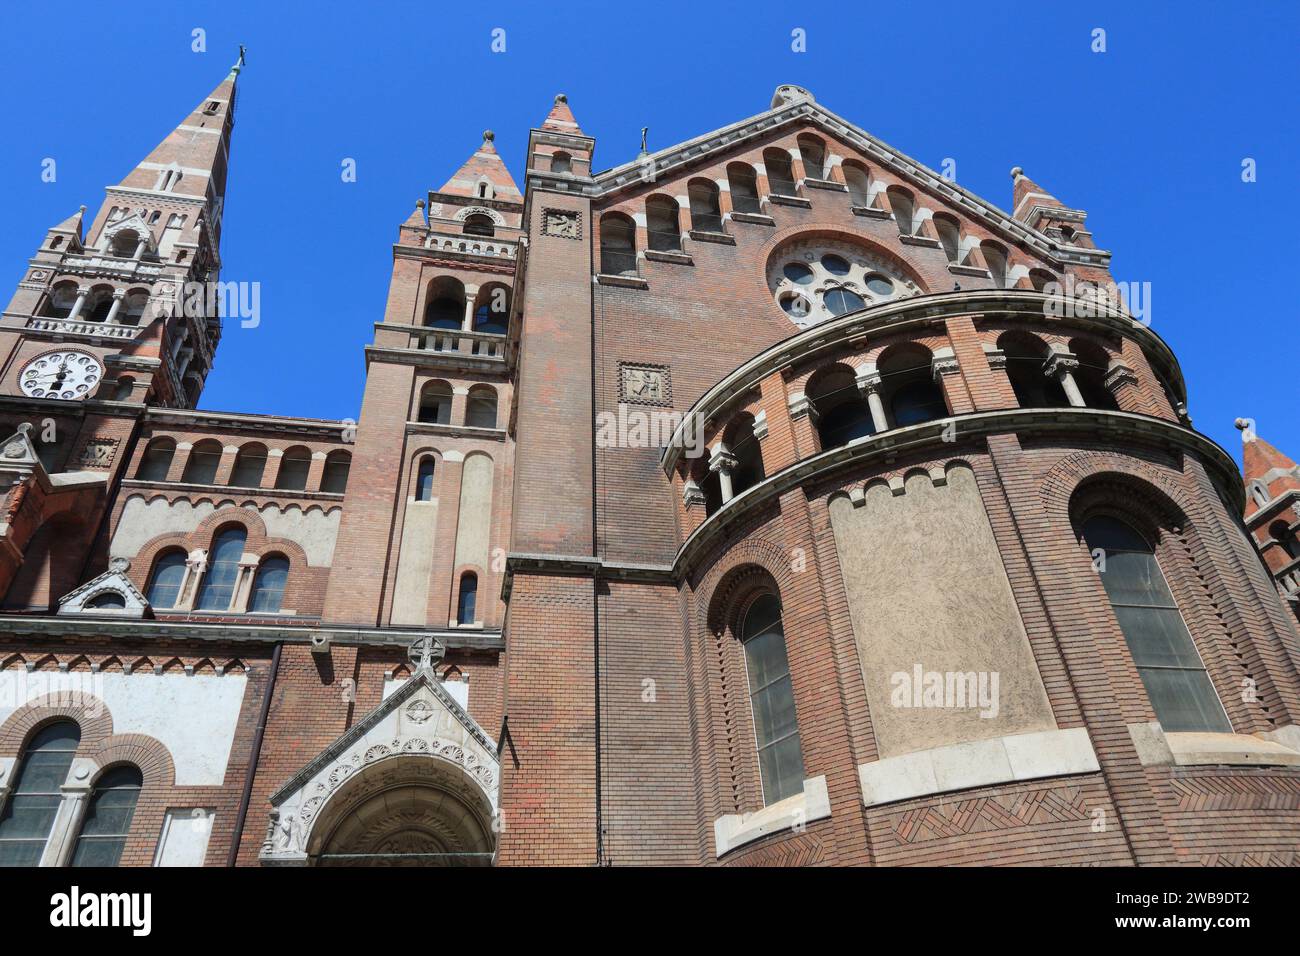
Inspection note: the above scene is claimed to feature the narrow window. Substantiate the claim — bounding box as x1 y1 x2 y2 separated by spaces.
415 457 436 501
843 163 871 207
728 163 761 213
146 551 188 609
741 595 804 806
70 766 142 867
274 447 311 490
934 216 961 263
229 444 267 487
418 382 453 424
181 440 222 485
688 180 724 234
136 438 175 481
551 151 572 174
0 721 81 866
320 451 351 493
599 214 637 276
646 196 682 251
195 527 247 611
249 556 289 613
465 387 498 429
887 186 915 236
763 149 796 197
1083 515 1231 733
457 572 478 625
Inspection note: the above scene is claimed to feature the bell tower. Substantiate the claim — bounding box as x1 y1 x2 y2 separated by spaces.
0 52 244 408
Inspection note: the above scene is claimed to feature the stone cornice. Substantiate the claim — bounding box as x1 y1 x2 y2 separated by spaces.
660 289 1185 476
0 616 505 652
144 407 352 439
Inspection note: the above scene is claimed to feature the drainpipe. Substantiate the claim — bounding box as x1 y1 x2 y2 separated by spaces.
226 640 282 866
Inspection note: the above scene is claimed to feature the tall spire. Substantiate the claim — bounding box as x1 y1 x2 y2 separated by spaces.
541 93 585 136
435 130 522 201
1237 418 1300 504
85 56 242 249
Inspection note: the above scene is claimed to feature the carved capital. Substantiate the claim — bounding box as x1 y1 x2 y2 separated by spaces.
1042 351 1079 379
708 446 737 474
1103 361 1138 390
855 370 883 395
682 478 705 508
983 347 1007 370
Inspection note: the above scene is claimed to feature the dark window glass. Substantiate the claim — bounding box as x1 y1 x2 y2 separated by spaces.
823 288 865 316
740 596 804 806
275 451 310 490
320 454 350 494
783 262 814 285
890 380 947 427
85 592 126 610
415 459 436 501
181 443 221 484
820 254 850 276
249 557 289 613
146 551 188 609
1083 515 1230 733
70 766 141 868
765 152 796 196
457 573 478 625
195 527 247 611
818 400 875 449
229 447 266 487
0 721 80 866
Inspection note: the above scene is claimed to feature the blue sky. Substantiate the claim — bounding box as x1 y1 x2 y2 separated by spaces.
0 1 1295 466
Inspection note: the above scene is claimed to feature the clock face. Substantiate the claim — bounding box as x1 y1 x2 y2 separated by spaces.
20 351 103 400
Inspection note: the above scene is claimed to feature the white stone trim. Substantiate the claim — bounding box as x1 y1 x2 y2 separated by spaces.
713 774 830 857
1133 727 1300 768
857 727 1099 808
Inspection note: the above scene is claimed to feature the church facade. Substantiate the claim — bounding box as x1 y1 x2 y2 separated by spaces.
0 59 1298 867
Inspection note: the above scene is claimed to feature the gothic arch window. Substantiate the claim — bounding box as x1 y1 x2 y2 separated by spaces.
136 437 175 481
181 439 222 485
599 213 637 276
0 720 81 866
249 555 290 613
688 179 724 234
320 450 351 494
70 765 142 867
998 331 1070 409
763 148 796 197
463 214 494 238
645 195 682 251
796 134 827 180
551 151 572 174
727 163 761 214
423 277 466 330
933 214 962 263
1271 520 1300 560
981 240 1009 288
879 344 946 427
887 186 916 236
229 443 268 487
275 446 311 491
415 457 436 502
739 594 804 806
146 550 188 609
465 385 498 429
195 526 247 611
1250 482 1270 509
418 381 453 425
457 572 478 625
808 364 874 450
1080 514 1231 733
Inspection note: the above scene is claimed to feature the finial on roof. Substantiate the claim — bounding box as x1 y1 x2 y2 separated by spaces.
555 93 568 104
230 45 246 76
1010 166 1024 179
79 205 86 213
416 198 425 209
1235 417 1254 438
483 130 495 143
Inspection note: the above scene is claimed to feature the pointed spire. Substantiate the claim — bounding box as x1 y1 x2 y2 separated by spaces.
541 93 585 136
403 198 427 229
51 205 87 240
1238 418 1300 488
436 130 522 201
1010 167 1065 219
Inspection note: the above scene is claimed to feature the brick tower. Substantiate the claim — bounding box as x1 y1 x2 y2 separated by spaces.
1238 420 1300 619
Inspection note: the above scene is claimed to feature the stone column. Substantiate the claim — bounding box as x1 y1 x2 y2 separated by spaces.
1044 352 1085 407
709 444 737 503
65 286 90 321
461 288 479 332
856 369 891 432
39 759 96 867
102 290 126 325
133 237 149 260
234 556 260 612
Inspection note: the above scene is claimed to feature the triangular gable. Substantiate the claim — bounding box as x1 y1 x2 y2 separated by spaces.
57 557 149 618
587 89 1106 269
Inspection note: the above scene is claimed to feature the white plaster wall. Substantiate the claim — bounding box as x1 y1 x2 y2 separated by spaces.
391 500 438 626
153 808 216 866
259 505 341 566
0 671 247 785
383 676 468 711
452 453 494 571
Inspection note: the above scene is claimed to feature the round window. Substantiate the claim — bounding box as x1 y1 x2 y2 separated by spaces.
823 288 866 316
820 253 851 276
865 274 894 297
783 262 815 285
780 294 812 318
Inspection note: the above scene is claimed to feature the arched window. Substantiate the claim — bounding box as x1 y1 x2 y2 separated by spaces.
181 439 222 485
797 135 826 180
86 285 115 323
136 438 175 481
472 285 510 335
1029 268 1056 292
1251 483 1270 509
229 443 267 487
1271 520 1300 560
415 457 436 501
275 446 311 491
809 365 874 450
842 162 871 207
880 345 947 427
457 572 478 625
70 766 142 867
0 721 81 865
688 179 724 234
418 381 453 425
85 592 127 610
727 418 765 497
463 214 494 237
887 186 915 236
646 195 682 251
44 282 79 318
999 332 1070 409
1081 515 1230 733
465 386 498 429
933 215 961 263
320 451 351 493
981 241 1009 288
822 287 866 317
146 550 188 609
195 526 247 611
740 595 804 806
599 213 637 276
1069 339 1121 411
763 149 796 197
551 151 572 174
727 163 761 214
249 556 290 613
423 277 466 330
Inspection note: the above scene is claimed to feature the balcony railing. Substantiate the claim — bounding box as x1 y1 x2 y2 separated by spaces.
408 327 507 359
25 316 142 339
